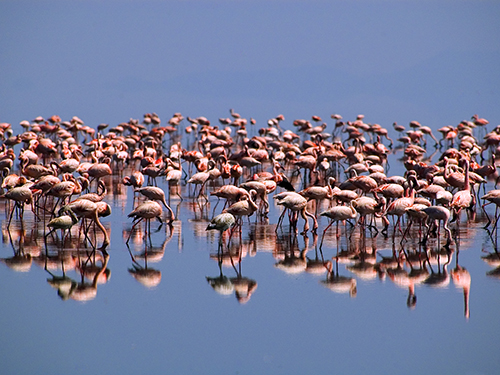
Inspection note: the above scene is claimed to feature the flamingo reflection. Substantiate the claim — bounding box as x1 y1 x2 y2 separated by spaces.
451 264 471 319
206 250 234 297
207 238 257 303
127 245 162 288
0 229 33 272
321 259 357 297
274 235 308 275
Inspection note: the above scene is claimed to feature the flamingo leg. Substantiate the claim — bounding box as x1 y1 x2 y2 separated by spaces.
127 217 144 245
7 203 17 228
482 202 492 228
275 209 287 232
320 220 334 248
303 209 318 233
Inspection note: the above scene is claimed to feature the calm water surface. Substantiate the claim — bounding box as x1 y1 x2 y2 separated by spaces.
1 140 499 375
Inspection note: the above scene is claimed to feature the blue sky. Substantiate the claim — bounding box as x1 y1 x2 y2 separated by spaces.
1 1 499 133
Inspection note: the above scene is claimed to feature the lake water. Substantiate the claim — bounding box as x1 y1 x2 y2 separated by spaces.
1 134 499 375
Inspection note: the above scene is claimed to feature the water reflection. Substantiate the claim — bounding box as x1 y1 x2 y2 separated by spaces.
321 259 357 297
1 229 35 272
69 251 110 302
128 248 162 289
206 230 258 303
274 234 308 274
0 112 499 324
451 251 471 319
126 222 175 288
43 246 110 302
305 234 329 275
0 165 494 317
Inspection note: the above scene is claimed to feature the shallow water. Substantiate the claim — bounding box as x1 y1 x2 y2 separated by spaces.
1 146 500 375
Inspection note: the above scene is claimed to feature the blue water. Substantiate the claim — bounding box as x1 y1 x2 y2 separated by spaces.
1 148 499 375
1 1 499 373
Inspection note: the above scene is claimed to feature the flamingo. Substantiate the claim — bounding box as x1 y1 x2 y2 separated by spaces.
435 190 453 206
187 160 214 199
135 186 175 223
373 183 404 200
1 174 27 191
481 189 500 229
299 176 335 214
472 114 488 127
319 201 357 244
87 155 112 188
46 209 79 242
401 203 429 243
20 158 54 179
352 196 385 232
207 212 236 234
418 183 445 202
443 158 467 189
142 158 164 186
1 182 34 227
422 206 452 244
60 199 110 249
164 158 183 200
419 126 439 146
210 185 250 204
127 200 163 244
384 176 417 234
51 157 80 175
229 108 241 119
29 174 61 208
450 159 473 222
46 175 83 214
349 173 378 195
19 148 39 166
77 180 107 202
239 180 270 215
331 187 359 205
239 154 261 171
223 190 259 224
292 151 317 184
123 171 145 189
230 163 243 185
206 212 236 250
274 191 318 234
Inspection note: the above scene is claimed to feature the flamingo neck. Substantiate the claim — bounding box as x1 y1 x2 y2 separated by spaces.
464 161 470 191
349 201 357 215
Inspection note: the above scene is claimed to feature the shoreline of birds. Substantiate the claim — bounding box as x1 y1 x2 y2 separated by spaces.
0 111 497 308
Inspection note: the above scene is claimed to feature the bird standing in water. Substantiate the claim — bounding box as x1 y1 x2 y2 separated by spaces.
320 201 357 244
127 200 163 245
206 212 236 251
135 186 175 223
274 191 318 234
46 208 79 243
2 182 34 228
60 199 110 250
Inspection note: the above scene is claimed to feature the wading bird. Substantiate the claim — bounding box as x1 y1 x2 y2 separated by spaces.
206 212 236 251
127 200 163 245
46 208 79 243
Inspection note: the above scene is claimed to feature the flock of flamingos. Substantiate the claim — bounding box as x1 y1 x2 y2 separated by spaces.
0 110 499 310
